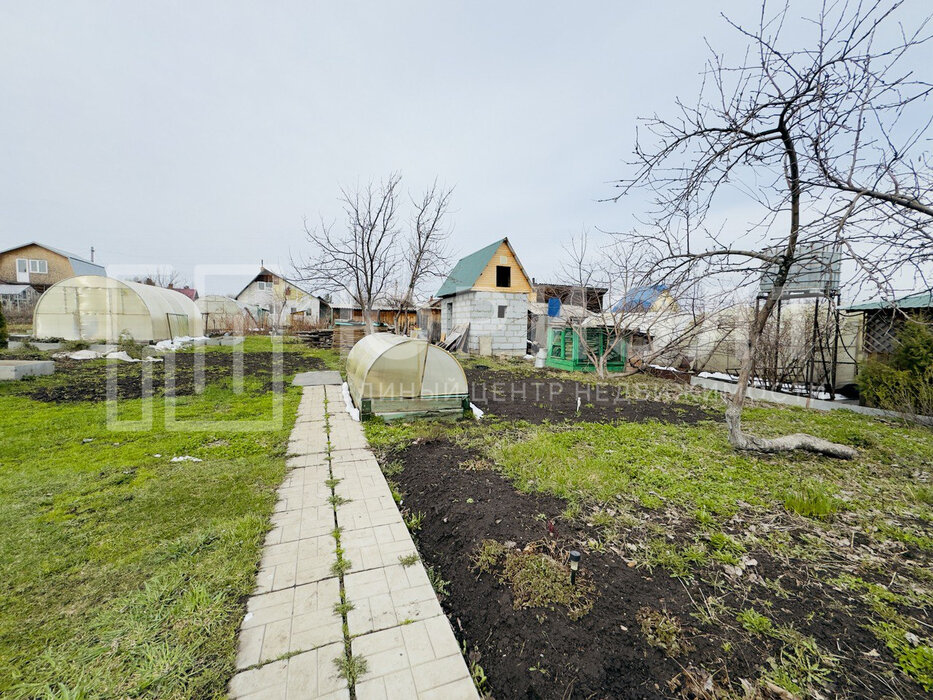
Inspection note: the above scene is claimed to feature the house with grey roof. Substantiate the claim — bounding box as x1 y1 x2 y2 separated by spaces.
0 241 105 292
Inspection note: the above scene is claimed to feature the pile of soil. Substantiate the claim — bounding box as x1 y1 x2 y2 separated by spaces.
394 439 911 699
466 368 715 424
30 352 323 402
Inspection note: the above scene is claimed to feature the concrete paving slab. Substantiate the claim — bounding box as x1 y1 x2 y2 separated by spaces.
265 505 335 544
254 534 337 594
345 565 442 634
0 360 54 380
229 642 349 700
237 579 343 669
352 617 474 699
293 371 343 386
232 383 477 699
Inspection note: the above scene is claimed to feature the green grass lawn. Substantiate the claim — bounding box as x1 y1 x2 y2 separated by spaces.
0 337 339 699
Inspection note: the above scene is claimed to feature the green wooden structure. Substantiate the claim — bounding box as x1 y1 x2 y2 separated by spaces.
546 326 628 372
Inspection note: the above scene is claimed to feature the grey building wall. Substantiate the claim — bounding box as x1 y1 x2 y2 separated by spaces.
440 290 528 356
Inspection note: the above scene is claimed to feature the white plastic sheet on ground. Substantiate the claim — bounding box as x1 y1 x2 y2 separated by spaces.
104 351 139 362
170 455 203 462
154 336 209 351
470 402 484 419
53 349 103 360
342 382 360 421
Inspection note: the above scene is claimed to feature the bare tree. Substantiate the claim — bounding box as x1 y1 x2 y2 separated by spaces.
615 1 933 458
390 181 454 333
561 231 707 378
297 175 402 334
133 267 185 289
297 174 454 336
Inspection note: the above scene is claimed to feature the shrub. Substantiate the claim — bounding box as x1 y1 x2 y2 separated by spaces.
501 549 594 619
860 320 933 415
117 331 144 360
0 306 7 349
892 320 933 374
637 607 692 657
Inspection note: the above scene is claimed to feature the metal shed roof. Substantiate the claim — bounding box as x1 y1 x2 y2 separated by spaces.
0 284 36 295
845 290 933 311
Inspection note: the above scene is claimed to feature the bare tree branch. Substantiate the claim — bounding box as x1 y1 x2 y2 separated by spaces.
615 0 933 458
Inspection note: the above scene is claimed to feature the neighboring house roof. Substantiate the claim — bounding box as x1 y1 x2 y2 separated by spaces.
0 241 105 276
436 237 532 297
0 283 37 295
845 289 933 311
235 267 322 301
172 287 198 301
534 282 609 297
611 284 670 312
329 294 416 312
437 239 503 297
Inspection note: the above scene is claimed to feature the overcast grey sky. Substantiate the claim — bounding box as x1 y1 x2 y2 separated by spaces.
2 2 930 296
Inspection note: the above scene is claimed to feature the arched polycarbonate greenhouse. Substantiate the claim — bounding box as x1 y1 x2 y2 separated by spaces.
346 333 469 420
33 275 204 343
196 295 250 332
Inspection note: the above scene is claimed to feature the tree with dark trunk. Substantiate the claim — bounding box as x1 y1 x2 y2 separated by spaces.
389 180 454 334
296 175 453 336
297 175 403 335
615 1 933 458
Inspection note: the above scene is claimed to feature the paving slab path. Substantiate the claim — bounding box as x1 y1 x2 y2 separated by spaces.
229 380 478 700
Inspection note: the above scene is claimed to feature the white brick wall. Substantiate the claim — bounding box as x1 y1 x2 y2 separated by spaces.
440 291 527 356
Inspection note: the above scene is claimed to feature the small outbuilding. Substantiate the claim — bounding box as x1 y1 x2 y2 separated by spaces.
33 275 204 342
436 237 535 356
196 295 251 333
546 325 629 373
0 283 39 312
346 333 470 420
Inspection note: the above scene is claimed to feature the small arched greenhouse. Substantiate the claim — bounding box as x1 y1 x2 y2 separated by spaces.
33 275 204 342
196 294 250 333
346 333 470 420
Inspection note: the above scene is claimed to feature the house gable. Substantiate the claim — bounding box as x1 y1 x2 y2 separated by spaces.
0 242 105 292
235 268 311 304
0 243 74 290
437 238 533 299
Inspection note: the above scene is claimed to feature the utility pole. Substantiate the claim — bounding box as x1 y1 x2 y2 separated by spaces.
90 246 95 262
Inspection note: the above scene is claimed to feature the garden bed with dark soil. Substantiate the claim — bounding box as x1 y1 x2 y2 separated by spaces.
465 368 715 425
391 438 921 699
28 351 323 402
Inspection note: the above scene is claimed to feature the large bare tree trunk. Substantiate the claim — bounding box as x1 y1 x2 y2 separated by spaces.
725 299 857 460
608 1 933 461
362 306 375 335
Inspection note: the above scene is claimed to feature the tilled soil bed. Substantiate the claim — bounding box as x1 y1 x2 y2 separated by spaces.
466 368 715 424
29 351 323 402
391 438 920 699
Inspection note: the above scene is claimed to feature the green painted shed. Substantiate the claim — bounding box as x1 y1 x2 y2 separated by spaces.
546 326 628 373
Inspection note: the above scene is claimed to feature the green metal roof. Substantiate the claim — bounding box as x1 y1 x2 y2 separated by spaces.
436 238 507 297
846 289 933 311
